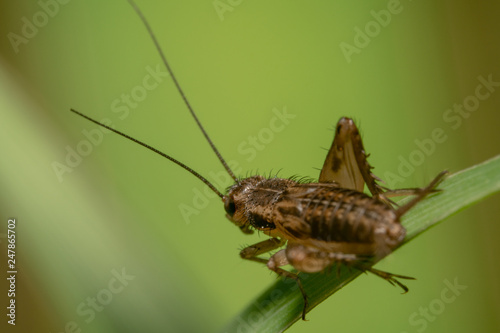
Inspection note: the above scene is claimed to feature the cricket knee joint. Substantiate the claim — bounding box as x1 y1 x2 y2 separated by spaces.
267 249 289 270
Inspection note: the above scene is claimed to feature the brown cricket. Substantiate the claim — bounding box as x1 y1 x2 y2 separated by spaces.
71 0 447 320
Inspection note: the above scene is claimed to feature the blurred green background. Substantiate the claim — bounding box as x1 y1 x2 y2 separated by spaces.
0 1 499 332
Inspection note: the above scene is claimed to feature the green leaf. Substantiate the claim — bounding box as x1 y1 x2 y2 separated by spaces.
222 154 500 333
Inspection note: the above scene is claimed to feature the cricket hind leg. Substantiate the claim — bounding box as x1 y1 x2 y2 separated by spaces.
316 253 415 294
379 170 447 208
319 117 389 200
283 243 364 320
319 117 412 207
269 250 362 321
319 118 448 212
352 262 415 293
394 170 448 219
319 118 448 211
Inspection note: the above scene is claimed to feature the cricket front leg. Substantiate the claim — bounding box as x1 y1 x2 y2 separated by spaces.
239 238 286 263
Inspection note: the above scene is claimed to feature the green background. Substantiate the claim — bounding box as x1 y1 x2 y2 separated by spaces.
0 1 499 332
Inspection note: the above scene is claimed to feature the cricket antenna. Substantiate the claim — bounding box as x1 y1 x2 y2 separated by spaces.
70 108 225 199
127 0 238 183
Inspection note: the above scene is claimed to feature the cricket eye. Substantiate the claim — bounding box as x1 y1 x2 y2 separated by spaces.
224 197 236 217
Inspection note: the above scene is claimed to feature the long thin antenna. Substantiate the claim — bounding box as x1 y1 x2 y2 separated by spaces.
70 108 225 199
127 0 238 182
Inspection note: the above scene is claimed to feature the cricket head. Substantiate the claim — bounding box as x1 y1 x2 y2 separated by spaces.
224 176 295 234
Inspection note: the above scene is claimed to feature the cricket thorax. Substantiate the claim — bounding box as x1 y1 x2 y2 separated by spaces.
225 176 297 231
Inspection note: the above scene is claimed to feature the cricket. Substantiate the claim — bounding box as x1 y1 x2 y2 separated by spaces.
71 0 447 320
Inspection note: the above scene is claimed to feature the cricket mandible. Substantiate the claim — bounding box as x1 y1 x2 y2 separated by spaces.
71 0 447 320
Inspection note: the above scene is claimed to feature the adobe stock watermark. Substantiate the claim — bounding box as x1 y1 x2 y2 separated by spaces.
237 107 297 162
52 64 168 183
213 0 243 21
7 0 72 54
401 277 467 333
339 0 405 64
178 106 296 224
51 267 135 333
383 74 499 188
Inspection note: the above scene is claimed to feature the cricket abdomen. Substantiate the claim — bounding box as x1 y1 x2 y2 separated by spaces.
275 183 405 250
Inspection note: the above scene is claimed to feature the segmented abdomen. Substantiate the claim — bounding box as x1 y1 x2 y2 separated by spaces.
275 183 398 243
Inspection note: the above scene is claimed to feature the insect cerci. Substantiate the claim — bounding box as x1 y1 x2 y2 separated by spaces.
71 0 447 320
